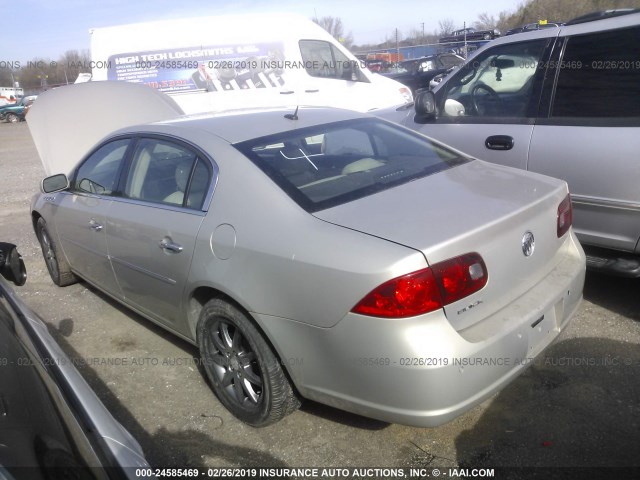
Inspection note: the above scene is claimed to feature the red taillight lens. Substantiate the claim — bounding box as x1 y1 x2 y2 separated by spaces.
351 268 442 318
557 193 572 238
432 253 488 305
351 253 488 318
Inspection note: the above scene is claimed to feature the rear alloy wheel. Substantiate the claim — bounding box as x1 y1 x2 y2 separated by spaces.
6 113 19 123
197 299 300 426
36 218 78 286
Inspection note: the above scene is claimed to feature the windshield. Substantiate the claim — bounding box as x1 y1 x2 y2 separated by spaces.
235 118 467 212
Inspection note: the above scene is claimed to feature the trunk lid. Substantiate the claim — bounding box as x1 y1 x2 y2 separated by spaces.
313 160 571 331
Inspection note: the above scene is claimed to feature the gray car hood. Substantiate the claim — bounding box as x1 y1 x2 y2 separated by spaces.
28 81 184 176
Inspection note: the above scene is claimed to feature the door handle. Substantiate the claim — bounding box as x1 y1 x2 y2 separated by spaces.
485 135 514 151
88 219 103 231
159 238 183 253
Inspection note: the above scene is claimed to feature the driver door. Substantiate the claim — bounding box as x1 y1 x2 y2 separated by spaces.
421 38 553 170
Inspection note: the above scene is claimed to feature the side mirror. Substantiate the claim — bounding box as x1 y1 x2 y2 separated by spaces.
0 243 27 286
42 173 69 193
414 89 437 121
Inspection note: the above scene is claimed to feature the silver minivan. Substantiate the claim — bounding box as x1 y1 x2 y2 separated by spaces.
382 10 640 276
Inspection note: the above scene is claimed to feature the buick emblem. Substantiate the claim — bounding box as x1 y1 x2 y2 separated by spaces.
522 231 535 257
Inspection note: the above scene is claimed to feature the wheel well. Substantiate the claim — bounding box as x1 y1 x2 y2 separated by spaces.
31 212 42 235
188 286 301 392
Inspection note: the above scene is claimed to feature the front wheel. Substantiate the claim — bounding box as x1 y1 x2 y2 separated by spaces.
36 217 78 286
197 298 301 426
6 113 19 123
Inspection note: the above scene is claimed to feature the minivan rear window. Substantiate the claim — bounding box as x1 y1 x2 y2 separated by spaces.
235 118 467 212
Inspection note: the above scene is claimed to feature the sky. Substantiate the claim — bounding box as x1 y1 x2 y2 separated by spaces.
3 0 521 63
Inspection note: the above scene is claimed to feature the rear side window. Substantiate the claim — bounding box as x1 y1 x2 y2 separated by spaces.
235 118 467 212
552 26 640 118
299 40 367 82
124 138 211 210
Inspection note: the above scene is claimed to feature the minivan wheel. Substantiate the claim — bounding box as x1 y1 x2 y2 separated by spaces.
36 217 78 286
197 298 301 426
6 113 19 123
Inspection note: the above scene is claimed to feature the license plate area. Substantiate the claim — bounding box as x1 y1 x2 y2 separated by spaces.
527 300 562 355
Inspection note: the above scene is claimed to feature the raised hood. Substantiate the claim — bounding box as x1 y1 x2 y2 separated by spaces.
314 160 573 331
28 81 184 176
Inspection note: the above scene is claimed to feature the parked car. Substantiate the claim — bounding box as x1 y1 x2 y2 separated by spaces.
0 95 36 123
0 242 152 478
381 10 640 277
28 81 584 428
381 54 465 93
439 27 501 44
506 21 562 35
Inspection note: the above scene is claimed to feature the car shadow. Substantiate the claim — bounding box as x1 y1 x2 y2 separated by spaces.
455 338 639 469
49 279 392 437
45 318 291 469
65 280 393 432
299 402 390 430
583 271 640 322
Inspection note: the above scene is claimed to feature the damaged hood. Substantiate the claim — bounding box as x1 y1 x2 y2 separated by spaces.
28 81 184 176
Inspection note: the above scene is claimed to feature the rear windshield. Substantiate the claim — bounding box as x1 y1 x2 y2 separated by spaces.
234 118 467 212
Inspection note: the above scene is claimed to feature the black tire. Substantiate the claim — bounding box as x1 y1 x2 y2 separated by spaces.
197 298 301 426
36 217 78 287
6 113 19 123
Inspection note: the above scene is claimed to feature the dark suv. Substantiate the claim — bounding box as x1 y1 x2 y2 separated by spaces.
381 53 464 93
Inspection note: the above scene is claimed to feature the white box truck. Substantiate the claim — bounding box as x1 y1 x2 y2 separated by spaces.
90 13 412 114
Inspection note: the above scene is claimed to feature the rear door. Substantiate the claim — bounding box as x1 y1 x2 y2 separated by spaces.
106 137 213 334
528 24 640 252
424 37 554 170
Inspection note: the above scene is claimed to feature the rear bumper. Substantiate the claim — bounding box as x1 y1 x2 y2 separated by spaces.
257 232 586 427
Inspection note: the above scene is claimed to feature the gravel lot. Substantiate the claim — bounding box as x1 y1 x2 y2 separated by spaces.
1 122 639 476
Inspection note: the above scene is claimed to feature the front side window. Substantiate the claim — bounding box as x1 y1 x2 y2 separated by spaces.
124 138 211 210
235 118 467 212
552 26 640 118
299 40 367 82
73 139 130 195
441 39 547 118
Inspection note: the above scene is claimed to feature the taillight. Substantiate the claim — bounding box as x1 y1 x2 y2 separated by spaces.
557 193 572 238
351 252 488 318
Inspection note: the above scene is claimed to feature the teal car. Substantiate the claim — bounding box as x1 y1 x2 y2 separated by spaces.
0 96 36 123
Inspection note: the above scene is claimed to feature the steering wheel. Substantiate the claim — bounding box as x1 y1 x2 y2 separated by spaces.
471 83 501 115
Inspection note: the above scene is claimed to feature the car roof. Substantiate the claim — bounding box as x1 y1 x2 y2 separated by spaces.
28 81 373 176
128 106 368 144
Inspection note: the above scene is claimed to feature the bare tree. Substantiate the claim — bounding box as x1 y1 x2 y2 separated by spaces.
474 12 498 30
313 16 354 49
438 18 456 36
57 49 91 84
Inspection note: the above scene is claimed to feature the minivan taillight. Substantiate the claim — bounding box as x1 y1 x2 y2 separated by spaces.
557 194 572 238
351 253 488 318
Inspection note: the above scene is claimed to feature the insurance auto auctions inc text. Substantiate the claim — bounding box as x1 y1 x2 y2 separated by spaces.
185 467 496 478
